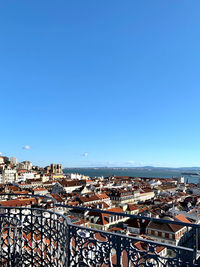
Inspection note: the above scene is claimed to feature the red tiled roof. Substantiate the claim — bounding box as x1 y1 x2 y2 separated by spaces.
33 188 47 192
88 207 123 225
175 214 191 224
127 204 139 211
97 193 109 199
0 198 37 207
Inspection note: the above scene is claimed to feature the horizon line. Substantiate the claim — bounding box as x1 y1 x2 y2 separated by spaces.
62 166 200 169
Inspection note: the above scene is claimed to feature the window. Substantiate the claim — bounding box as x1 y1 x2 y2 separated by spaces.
165 233 169 238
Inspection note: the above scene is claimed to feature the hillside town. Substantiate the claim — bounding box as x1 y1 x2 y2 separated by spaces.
1 154 200 259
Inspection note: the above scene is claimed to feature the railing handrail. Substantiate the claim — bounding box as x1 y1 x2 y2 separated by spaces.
57 203 199 228
0 196 199 266
2 205 196 254
0 193 198 229
67 220 194 252
0 205 71 225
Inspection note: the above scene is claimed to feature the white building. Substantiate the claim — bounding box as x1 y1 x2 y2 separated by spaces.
146 219 187 246
149 179 162 187
173 176 185 184
2 168 18 183
139 189 155 202
67 173 90 180
10 157 18 165
18 161 32 170
0 156 4 164
17 171 39 182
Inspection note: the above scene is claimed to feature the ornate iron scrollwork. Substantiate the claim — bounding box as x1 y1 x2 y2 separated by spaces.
0 195 199 267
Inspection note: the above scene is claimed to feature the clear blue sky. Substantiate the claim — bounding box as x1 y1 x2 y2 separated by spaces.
1 1 200 167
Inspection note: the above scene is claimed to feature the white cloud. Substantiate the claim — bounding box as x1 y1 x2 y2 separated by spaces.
127 160 135 165
82 152 89 157
22 145 31 150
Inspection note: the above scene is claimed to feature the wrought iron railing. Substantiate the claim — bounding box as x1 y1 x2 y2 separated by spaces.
58 203 200 267
0 215 22 267
0 206 69 267
0 193 200 266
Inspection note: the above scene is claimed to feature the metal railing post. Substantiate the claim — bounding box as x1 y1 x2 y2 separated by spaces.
193 227 199 264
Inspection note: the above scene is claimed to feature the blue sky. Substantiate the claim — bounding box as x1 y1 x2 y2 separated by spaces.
1 1 200 167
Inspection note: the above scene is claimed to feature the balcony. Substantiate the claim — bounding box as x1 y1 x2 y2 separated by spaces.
0 194 200 266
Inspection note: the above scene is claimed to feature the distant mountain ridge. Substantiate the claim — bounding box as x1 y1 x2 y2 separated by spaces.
63 166 200 171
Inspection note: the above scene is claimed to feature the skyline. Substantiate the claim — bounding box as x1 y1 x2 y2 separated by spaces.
3 150 200 169
1 1 200 167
